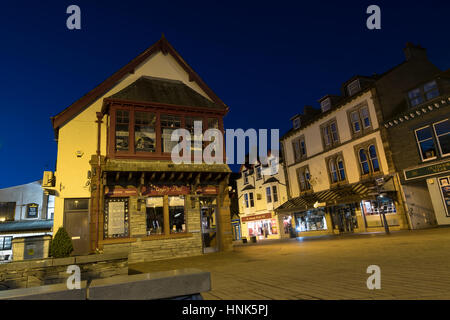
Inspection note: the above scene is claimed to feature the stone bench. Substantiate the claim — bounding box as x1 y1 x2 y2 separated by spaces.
88 268 210 300
0 281 87 300
0 268 210 300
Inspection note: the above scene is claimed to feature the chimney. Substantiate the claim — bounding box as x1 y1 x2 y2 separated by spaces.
403 42 427 61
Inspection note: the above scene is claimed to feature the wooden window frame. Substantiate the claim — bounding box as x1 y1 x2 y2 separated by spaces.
108 103 223 161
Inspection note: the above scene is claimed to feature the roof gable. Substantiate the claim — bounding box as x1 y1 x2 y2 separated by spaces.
107 76 224 110
51 35 228 131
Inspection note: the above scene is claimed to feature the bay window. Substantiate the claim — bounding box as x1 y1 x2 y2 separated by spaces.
169 196 186 233
115 110 130 151
135 112 156 152
110 106 223 159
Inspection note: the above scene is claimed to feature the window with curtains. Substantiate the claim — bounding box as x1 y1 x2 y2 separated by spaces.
321 119 339 149
297 166 311 192
292 136 307 162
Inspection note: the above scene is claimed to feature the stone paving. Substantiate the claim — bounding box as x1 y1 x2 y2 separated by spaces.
129 228 450 300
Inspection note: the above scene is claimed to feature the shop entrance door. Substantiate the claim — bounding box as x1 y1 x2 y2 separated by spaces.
334 206 357 233
200 197 218 253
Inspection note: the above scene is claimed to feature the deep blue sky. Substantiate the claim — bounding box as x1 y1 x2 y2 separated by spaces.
0 1 449 188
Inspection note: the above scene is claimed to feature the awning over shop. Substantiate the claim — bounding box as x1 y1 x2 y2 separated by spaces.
0 220 53 233
275 181 381 214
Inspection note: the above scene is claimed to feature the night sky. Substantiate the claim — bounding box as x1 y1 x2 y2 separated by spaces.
0 1 449 188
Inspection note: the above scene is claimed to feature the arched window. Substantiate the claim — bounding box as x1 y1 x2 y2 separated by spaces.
369 145 380 172
337 158 346 181
359 149 370 175
329 159 338 183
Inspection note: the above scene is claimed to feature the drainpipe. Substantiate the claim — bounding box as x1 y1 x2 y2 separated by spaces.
95 112 104 251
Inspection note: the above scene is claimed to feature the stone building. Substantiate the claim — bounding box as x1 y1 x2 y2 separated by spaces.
277 43 441 236
383 70 450 228
46 36 233 263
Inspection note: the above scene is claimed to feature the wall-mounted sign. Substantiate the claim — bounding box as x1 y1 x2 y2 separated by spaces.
104 186 137 197
197 186 219 195
142 185 190 196
241 213 272 222
104 198 129 239
438 176 450 217
26 203 39 218
404 160 450 180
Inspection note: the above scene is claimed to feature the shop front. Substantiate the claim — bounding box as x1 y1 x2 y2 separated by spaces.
88 159 233 263
403 160 450 227
241 212 280 240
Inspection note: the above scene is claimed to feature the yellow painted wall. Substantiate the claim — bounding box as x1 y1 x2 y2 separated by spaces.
53 51 214 232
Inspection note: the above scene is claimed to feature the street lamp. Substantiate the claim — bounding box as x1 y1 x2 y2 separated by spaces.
375 177 390 234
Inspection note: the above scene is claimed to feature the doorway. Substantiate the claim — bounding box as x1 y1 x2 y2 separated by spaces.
64 198 90 255
199 197 218 253
332 205 357 233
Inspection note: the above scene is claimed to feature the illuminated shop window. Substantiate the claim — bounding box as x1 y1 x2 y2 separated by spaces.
295 210 327 232
146 197 164 235
169 196 186 233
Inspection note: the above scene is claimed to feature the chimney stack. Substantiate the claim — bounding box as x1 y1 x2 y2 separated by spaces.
403 42 427 61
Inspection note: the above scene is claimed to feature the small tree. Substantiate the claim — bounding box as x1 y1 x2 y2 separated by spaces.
50 227 74 258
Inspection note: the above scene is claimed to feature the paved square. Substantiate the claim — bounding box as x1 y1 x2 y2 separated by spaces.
130 228 450 300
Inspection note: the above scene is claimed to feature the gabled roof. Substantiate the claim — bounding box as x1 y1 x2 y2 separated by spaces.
51 35 228 133
106 76 224 110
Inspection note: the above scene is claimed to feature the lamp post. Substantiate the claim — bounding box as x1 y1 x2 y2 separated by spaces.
376 177 390 234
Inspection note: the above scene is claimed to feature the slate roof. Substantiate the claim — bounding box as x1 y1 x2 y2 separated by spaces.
108 76 223 109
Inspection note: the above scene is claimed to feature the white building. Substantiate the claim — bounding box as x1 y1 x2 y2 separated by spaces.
0 181 54 261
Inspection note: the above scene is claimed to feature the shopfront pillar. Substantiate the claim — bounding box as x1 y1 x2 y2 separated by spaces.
163 195 170 235
325 211 335 235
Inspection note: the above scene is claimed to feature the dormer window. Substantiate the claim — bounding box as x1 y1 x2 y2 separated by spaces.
293 117 301 129
320 98 331 113
347 79 361 96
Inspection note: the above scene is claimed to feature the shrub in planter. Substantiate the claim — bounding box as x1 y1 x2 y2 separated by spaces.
50 227 74 258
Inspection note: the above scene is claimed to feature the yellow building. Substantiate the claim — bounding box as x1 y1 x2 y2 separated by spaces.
236 158 292 241
45 36 233 263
